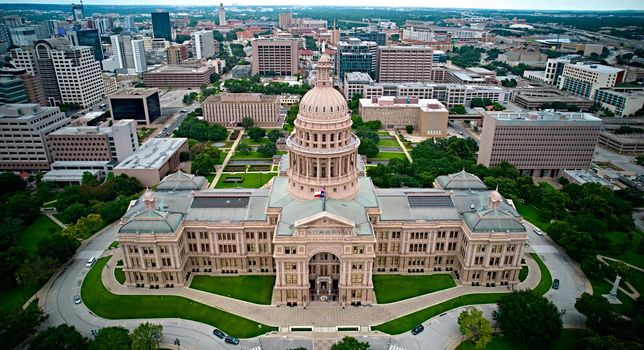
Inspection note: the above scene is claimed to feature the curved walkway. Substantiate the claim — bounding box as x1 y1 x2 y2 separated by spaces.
100 253 541 329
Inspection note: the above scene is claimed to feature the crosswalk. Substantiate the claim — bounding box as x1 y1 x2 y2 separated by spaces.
531 245 559 254
388 344 407 350
76 250 103 260
247 347 261 350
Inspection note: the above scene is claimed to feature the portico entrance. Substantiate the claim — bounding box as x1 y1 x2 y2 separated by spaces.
309 252 340 302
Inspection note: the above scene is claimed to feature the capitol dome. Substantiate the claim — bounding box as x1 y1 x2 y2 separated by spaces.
297 55 349 121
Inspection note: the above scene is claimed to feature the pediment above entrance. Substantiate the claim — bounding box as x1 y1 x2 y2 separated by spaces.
293 211 355 236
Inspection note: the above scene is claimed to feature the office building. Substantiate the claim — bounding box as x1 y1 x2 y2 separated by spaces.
167 44 188 64
558 63 625 99
151 11 172 41
0 67 47 105
512 90 593 111
71 3 85 21
203 93 281 128
110 35 136 73
47 119 138 164
192 30 216 59
8 47 37 75
103 74 118 96
336 39 375 80
131 39 147 73
593 87 644 117
113 138 189 187
109 88 161 125
251 38 299 76
9 26 39 47
531 55 584 86
359 97 448 137
116 56 528 301
219 3 227 26
51 46 104 108
279 12 293 29
33 38 72 105
376 46 433 83
477 111 602 177
0 104 70 171
67 29 104 62
143 62 218 88
340 30 387 46
0 75 28 104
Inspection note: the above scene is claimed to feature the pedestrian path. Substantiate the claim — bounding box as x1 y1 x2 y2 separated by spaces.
100 252 541 328
532 244 559 254
388 344 407 350
46 213 67 229
209 130 244 189
391 131 412 163
76 250 103 260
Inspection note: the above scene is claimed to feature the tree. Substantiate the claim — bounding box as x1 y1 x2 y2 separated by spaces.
405 125 414 134
191 153 216 176
29 324 88 350
496 290 562 347
0 172 26 197
267 129 282 142
257 142 277 157
241 117 255 129
458 308 492 349
364 120 382 130
330 336 370 350
575 293 616 334
0 246 27 289
81 171 99 185
62 214 104 240
130 323 162 350
358 138 379 158
17 256 58 286
237 142 252 154
37 233 80 264
450 105 467 115
247 127 266 141
89 327 131 350
61 203 91 224
0 301 46 349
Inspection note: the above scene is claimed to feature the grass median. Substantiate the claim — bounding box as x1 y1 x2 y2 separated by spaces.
372 253 551 334
373 274 456 304
81 257 276 338
189 275 275 305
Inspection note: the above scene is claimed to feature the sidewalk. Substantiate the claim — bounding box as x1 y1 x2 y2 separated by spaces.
208 129 244 189
390 131 412 163
101 253 540 328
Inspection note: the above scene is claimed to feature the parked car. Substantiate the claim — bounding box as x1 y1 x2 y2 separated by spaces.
225 336 239 345
553 279 560 290
533 227 543 235
212 329 225 339
73 295 81 304
85 257 96 267
411 324 424 335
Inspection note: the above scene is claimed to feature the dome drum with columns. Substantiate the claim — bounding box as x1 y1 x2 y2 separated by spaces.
287 54 361 200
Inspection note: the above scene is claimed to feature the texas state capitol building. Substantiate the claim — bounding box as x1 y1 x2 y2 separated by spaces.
117 55 529 306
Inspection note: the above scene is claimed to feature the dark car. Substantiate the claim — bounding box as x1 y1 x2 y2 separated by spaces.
411 324 424 335
212 329 225 339
224 336 239 345
553 278 560 290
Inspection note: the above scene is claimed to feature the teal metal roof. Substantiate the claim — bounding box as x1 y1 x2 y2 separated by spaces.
119 209 183 234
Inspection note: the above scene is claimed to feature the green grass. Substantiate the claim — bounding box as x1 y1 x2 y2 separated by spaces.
377 131 391 136
231 151 272 160
514 202 550 230
16 215 61 256
378 139 401 147
373 274 456 303
372 253 551 334
456 329 591 350
518 266 528 282
206 173 215 185
114 268 126 285
215 173 276 189
0 284 40 311
109 241 119 249
604 230 644 269
189 275 275 305
243 137 271 145
590 276 634 315
214 150 228 165
370 152 407 160
81 257 276 338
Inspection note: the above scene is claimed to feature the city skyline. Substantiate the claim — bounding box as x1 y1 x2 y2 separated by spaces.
2 0 644 11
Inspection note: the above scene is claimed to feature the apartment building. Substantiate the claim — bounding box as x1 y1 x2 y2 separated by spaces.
166 45 188 64
202 93 281 128
51 46 105 108
131 39 147 73
359 97 449 137
192 30 216 59
0 104 70 171
593 87 644 117
376 45 433 83
251 38 299 76
478 111 602 177
109 88 162 125
558 63 625 99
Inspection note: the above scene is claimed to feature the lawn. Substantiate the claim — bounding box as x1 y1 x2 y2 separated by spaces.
514 202 549 230
373 274 456 304
456 329 591 350
372 253 551 334
243 137 271 146
214 150 228 165
81 257 276 338
604 230 644 269
205 173 215 186
0 284 40 311
518 266 528 282
215 173 276 189
189 275 276 305
231 151 271 160
378 138 401 147
370 152 407 160
114 267 126 285
16 215 61 256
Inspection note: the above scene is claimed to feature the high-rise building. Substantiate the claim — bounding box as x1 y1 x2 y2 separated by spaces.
131 39 147 73
541 55 583 85
336 39 374 80
0 75 28 104
340 30 387 46
278 12 293 29
166 44 187 64
9 26 39 46
124 16 136 31
34 38 72 106
202 93 281 128
151 11 171 41
51 46 105 107
218 3 227 26
478 111 602 177
0 104 70 171
109 88 162 125
376 45 433 83
251 38 299 76
71 3 85 21
0 67 47 105
558 63 625 99
192 30 215 59
8 47 37 75
67 29 104 62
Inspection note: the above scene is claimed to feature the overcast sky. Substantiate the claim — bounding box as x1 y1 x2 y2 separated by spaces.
5 0 644 11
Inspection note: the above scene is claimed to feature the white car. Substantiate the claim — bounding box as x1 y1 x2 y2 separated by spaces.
85 257 96 267
533 227 543 235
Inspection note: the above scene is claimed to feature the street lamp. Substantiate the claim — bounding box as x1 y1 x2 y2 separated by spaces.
174 338 180 350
